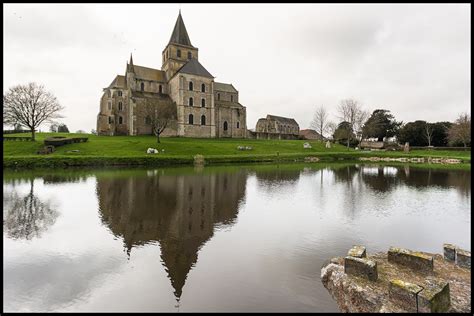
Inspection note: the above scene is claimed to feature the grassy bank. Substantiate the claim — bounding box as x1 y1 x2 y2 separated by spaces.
3 132 471 168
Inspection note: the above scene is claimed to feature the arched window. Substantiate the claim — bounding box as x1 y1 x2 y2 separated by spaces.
201 98 205 107
223 121 228 131
201 83 205 92
237 121 240 129
159 85 162 94
145 116 151 125
231 95 234 102
141 82 144 91
189 114 194 125
118 90 122 97
201 115 206 125
119 116 123 124
118 102 123 111
189 97 193 106
217 93 220 101
108 116 113 124
177 49 181 58
188 51 192 59
189 81 193 91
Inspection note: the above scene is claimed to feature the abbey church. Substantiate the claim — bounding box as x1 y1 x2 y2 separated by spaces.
97 11 247 138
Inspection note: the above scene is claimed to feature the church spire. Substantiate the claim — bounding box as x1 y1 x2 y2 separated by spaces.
168 11 193 47
127 53 135 73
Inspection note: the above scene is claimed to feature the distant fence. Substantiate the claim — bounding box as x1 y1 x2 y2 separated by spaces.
3 136 33 141
410 146 471 151
3 130 32 134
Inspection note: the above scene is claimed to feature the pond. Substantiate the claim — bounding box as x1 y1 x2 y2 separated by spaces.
3 163 471 312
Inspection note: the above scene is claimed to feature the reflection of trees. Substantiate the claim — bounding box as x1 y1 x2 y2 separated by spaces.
255 167 301 190
351 165 471 196
3 180 59 240
332 165 359 184
360 166 400 193
96 169 247 300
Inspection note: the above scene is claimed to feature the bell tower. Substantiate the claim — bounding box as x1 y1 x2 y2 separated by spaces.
162 11 199 80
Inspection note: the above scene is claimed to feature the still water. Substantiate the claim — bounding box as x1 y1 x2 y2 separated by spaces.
3 163 471 312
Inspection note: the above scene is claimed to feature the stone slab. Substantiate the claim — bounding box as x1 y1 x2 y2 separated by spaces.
443 244 456 262
456 248 471 269
387 247 434 272
347 245 367 258
417 278 450 313
344 256 378 281
388 279 423 312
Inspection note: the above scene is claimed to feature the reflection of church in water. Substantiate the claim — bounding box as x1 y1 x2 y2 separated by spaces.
95 169 247 300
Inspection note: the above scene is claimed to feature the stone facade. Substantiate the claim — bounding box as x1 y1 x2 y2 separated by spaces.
254 114 300 140
97 11 246 138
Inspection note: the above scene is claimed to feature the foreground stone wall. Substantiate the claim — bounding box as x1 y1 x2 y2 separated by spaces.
321 245 471 313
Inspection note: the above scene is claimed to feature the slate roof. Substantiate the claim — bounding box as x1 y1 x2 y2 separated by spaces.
266 115 299 126
168 11 193 47
215 100 244 108
177 58 214 78
133 65 167 82
214 82 237 93
108 75 126 88
131 91 172 101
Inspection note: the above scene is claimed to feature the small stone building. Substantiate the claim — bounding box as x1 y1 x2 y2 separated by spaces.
97 11 247 138
299 129 325 141
254 114 300 140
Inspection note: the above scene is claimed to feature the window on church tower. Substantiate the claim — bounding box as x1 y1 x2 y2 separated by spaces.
189 97 193 106
118 102 123 111
201 98 205 107
108 116 113 124
189 81 193 91
201 84 205 92
237 121 240 129
141 82 144 91
118 90 122 97
188 52 192 59
177 49 181 58
119 116 123 124
159 85 163 94
189 114 194 125
201 115 206 125
223 121 228 131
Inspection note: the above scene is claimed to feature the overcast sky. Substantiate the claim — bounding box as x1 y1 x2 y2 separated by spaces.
3 3 471 132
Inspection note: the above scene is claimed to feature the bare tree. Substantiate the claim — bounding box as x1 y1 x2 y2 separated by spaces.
144 99 177 143
424 123 434 147
326 121 337 140
49 123 59 133
3 179 59 240
3 83 64 141
337 99 369 148
310 105 329 140
448 113 471 148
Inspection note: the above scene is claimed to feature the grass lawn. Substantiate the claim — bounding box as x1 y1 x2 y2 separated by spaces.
3 132 471 168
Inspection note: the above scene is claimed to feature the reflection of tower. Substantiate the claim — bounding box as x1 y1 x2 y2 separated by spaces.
96 169 247 300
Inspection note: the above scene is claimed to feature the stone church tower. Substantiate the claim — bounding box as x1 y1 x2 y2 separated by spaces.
97 11 247 138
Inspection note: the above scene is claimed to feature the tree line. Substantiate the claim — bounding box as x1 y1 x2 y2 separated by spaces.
311 99 471 148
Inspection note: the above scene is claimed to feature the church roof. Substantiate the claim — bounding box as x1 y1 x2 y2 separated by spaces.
108 75 126 88
266 115 299 126
214 82 237 93
177 58 214 78
168 11 193 47
133 65 167 82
